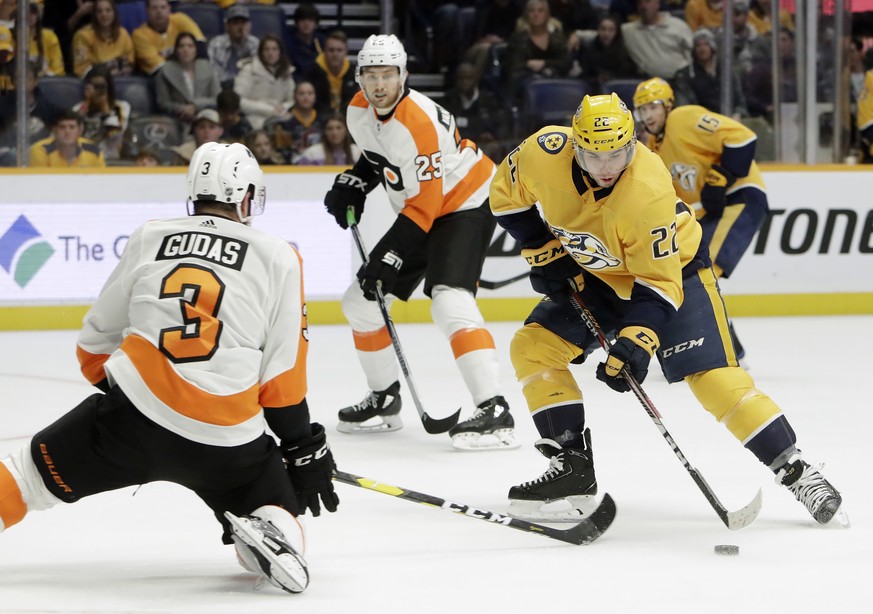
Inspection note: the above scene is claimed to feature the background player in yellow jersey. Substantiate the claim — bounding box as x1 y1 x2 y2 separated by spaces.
857 67 873 163
633 77 768 358
489 93 843 525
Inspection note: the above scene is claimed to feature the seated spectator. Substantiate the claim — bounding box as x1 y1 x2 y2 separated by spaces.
246 128 286 165
621 0 692 80
578 12 639 93
442 62 511 162
297 113 360 166
0 63 60 149
132 0 204 75
71 0 135 77
270 79 320 163
18 2 65 76
850 37 867 105
463 0 523 77
549 0 598 54
171 107 224 164
234 34 295 130
73 64 131 159
155 31 220 123
747 0 793 35
672 28 747 118
684 0 724 33
505 0 570 99
29 109 106 167
207 4 259 90
134 146 159 166
307 29 356 115
715 1 757 77
216 88 252 144
0 24 11 95
285 3 325 77
744 27 797 119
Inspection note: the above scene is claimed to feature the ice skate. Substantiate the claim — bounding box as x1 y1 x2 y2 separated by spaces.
449 396 520 451
507 429 598 522
225 508 309 594
337 381 403 433
776 452 847 526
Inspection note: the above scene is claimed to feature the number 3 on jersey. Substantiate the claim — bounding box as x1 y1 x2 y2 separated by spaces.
159 263 225 363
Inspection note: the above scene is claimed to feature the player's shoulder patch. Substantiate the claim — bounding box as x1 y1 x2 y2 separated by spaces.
536 131 568 155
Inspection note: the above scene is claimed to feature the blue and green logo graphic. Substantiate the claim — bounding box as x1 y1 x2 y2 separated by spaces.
0 215 55 288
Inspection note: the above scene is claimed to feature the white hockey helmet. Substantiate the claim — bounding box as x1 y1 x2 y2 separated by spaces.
186 142 265 224
355 34 407 83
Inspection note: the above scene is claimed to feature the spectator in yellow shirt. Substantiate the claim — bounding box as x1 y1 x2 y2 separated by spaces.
132 0 204 75
72 0 136 77
29 110 106 167
20 1 65 76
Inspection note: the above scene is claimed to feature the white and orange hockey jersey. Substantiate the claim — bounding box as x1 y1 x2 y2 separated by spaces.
76 215 308 447
346 89 495 232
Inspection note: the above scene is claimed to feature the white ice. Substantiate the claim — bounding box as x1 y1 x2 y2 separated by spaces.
0 316 870 613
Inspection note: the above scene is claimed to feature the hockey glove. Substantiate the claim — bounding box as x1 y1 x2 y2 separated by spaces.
283 423 339 517
596 326 659 393
522 239 585 298
358 214 426 300
699 164 736 217
325 171 370 228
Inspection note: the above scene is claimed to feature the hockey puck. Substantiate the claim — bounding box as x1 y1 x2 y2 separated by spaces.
714 544 739 556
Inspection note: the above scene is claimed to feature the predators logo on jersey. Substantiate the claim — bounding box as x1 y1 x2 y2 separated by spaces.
670 162 697 193
537 132 568 154
551 226 621 270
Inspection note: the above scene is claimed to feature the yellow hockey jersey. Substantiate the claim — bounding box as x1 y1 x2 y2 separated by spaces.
858 70 873 137
646 105 765 211
491 127 708 334
72 25 135 77
132 14 205 75
29 137 106 167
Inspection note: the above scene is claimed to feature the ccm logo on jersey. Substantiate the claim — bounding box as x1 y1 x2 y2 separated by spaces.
661 337 704 357
156 232 248 271
537 132 567 154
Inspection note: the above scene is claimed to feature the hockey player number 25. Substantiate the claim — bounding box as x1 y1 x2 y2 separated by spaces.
159 264 225 363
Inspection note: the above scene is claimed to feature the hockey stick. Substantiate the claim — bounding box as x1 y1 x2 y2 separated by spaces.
334 469 616 545
347 209 461 434
567 290 762 531
478 271 530 290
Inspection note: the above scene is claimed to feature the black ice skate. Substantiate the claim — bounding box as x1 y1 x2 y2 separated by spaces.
337 381 403 433
508 429 598 522
225 511 309 594
449 396 519 451
776 452 847 526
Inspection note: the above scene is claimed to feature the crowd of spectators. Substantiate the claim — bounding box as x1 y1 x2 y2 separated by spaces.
0 0 871 168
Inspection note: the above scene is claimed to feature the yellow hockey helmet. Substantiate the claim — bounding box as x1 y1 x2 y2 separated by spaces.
572 93 636 153
633 77 675 109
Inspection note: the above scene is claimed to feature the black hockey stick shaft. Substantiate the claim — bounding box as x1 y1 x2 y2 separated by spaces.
347 209 460 433
334 469 616 545
567 290 761 530
479 271 530 290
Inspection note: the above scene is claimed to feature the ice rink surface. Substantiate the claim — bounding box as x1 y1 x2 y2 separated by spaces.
0 316 870 613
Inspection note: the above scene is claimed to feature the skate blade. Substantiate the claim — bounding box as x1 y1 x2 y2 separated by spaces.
224 512 309 594
337 414 403 434
451 429 521 451
507 495 599 523
828 507 851 529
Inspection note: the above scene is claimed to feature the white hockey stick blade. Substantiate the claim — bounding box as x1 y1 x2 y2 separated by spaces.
724 488 763 530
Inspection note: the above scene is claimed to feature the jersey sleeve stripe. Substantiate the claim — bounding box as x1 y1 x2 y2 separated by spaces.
120 333 260 426
0 463 27 529
352 327 393 352
443 154 495 214
76 346 110 385
449 327 496 359
393 99 444 227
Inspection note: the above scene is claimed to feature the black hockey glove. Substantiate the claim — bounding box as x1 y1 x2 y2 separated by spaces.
521 239 584 298
358 214 426 300
596 326 659 393
282 423 339 517
325 171 370 228
699 164 736 217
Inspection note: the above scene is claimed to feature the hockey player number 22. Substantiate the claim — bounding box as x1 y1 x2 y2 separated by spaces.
159 264 225 363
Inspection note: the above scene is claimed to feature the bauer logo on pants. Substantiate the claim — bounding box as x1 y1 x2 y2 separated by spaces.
0 215 55 289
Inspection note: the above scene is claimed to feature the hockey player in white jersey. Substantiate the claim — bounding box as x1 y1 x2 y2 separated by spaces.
0 143 339 594
323 34 516 451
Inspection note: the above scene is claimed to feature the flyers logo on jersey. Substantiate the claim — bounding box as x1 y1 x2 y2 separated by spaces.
537 132 567 154
551 226 621 270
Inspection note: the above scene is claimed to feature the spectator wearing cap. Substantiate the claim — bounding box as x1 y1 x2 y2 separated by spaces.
30 109 106 167
171 107 224 164
286 2 325 77
155 31 221 123
132 0 205 75
307 29 356 115
621 0 692 80
234 33 295 130
208 4 260 90
672 28 748 118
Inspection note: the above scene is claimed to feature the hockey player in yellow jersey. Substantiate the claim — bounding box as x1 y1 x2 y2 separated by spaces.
633 77 769 358
490 93 844 525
